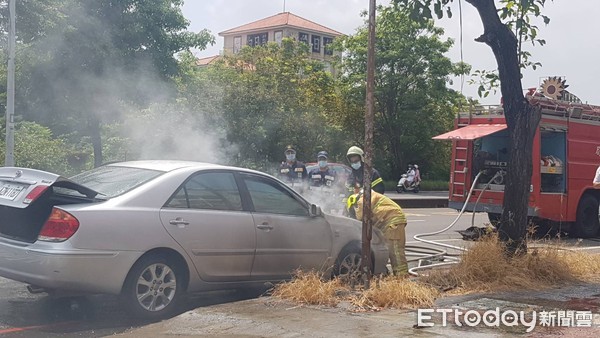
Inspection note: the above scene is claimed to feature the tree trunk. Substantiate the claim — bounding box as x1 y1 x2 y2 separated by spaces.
89 115 103 168
467 0 542 254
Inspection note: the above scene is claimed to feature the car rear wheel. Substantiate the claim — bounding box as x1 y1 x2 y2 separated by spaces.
122 254 183 319
573 193 600 238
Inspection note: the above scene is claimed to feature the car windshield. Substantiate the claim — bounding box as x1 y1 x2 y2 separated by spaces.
55 166 164 199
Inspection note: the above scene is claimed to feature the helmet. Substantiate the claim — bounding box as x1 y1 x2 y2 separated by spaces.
317 151 329 159
414 164 419 169
346 146 364 162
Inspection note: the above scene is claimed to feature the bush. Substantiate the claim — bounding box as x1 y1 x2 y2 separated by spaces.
0 121 72 175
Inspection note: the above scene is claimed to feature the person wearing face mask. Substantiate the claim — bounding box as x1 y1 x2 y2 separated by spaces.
278 145 308 188
346 146 385 194
308 151 337 189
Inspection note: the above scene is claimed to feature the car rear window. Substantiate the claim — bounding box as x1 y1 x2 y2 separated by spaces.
55 166 164 199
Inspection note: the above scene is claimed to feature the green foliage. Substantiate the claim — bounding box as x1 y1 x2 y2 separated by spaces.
0 0 69 44
394 0 552 97
339 5 465 180
12 0 215 166
208 39 349 168
0 121 72 175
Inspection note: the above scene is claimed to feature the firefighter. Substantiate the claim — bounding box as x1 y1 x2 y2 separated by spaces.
346 189 408 276
308 151 337 188
346 146 385 194
279 145 308 188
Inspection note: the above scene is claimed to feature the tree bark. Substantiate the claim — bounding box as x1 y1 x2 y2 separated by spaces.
466 0 542 254
89 115 103 168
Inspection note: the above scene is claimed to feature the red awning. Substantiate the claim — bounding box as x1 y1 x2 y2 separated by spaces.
432 124 507 141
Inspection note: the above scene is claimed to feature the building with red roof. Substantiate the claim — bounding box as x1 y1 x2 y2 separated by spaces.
208 12 343 72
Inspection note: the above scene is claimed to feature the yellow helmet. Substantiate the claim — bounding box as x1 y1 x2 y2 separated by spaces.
346 146 364 163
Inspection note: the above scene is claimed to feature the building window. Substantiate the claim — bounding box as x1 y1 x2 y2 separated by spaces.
299 32 309 45
233 36 242 53
247 33 268 47
275 30 283 46
311 35 321 53
323 37 333 56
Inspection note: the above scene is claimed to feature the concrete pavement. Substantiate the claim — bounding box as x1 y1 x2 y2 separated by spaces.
115 282 600 337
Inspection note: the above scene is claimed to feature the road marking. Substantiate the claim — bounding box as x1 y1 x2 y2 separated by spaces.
0 321 78 334
407 219 425 222
530 244 600 251
405 241 600 250
405 213 429 217
406 238 464 244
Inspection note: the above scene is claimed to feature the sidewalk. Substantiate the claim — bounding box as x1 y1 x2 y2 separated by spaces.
115 282 600 337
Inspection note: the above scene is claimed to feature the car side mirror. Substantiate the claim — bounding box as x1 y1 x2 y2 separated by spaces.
310 204 322 217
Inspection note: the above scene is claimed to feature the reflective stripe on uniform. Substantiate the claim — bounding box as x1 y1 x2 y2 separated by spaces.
371 177 383 187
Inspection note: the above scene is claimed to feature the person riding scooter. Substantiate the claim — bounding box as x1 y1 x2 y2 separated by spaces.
396 164 421 193
404 165 416 188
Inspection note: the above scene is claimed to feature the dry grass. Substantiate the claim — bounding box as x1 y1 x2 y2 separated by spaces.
271 270 344 306
272 271 437 310
423 234 600 293
272 236 600 310
351 277 437 309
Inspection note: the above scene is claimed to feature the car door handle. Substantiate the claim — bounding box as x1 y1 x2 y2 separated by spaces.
169 218 189 226
256 223 273 231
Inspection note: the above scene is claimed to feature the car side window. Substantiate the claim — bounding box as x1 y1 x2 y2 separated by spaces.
166 172 242 211
243 177 308 216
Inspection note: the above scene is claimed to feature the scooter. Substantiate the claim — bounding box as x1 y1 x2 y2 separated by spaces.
396 174 420 193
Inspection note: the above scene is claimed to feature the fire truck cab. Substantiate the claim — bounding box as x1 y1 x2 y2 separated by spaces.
434 79 600 238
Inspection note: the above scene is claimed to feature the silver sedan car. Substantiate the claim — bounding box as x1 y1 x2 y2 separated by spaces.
0 161 388 319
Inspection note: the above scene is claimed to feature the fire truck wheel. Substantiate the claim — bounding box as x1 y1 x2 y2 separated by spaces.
573 194 600 238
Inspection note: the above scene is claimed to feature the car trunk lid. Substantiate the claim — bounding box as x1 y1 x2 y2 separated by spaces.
0 167 101 243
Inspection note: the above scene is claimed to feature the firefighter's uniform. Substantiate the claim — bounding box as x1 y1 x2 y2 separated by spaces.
347 168 385 194
347 190 408 276
345 146 385 194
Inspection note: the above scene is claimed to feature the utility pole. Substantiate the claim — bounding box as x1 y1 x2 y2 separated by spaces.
361 0 376 289
4 0 16 166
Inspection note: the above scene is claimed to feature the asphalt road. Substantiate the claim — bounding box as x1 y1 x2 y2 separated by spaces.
1 208 600 337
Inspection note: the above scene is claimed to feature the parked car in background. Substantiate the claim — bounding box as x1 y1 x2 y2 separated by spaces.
0 161 388 319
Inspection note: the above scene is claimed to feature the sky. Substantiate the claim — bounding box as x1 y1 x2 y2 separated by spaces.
181 0 600 106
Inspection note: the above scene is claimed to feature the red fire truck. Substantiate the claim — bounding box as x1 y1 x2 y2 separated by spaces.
433 78 600 238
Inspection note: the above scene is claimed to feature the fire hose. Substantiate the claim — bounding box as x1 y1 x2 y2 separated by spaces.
406 170 504 276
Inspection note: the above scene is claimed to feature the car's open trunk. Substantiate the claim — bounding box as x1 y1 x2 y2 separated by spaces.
0 168 100 243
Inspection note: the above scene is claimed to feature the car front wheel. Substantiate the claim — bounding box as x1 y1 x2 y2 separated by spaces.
333 243 363 284
122 254 182 319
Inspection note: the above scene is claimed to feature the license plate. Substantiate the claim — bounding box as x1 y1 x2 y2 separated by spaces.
0 182 27 201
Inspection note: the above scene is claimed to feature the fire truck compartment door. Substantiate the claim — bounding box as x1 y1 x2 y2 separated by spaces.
432 124 507 140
